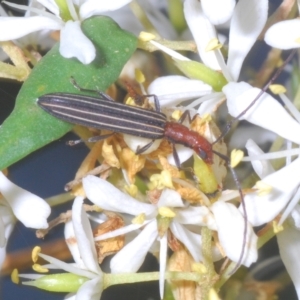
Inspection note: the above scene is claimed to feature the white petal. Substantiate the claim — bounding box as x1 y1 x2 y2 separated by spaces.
72 197 101 274
243 157 300 226
157 189 184 208
196 92 225 115
37 0 59 15
75 277 102 300
110 220 158 273
184 0 221 70
170 221 202 262
147 76 212 107
167 144 194 166
227 0 268 80
80 0 132 19
265 19 300 50
245 139 275 178
0 172 50 228
64 221 85 269
0 206 15 269
0 16 62 40
277 225 300 298
211 201 258 266
159 234 168 299
291 205 300 229
201 0 235 25
123 135 161 155
38 253 95 279
0 204 15 247
83 176 154 216
223 82 300 144
60 20 96 64
175 206 217 230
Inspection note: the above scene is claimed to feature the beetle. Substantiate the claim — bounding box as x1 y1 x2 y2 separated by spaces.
37 83 247 274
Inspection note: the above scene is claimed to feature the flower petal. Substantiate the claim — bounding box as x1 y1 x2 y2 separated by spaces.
0 16 61 41
223 82 300 144
175 205 217 230
75 277 103 300
227 0 268 80
170 221 202 262
158 189 184 208
60 20 96 64
110 220 157 273
159 233 168 299
72 196 102 274
201 0 235 25
245 139 275 178
243 157 300 226
64 220 85 269
80 0 132 19
265 19 300 50
83 175 154 216
0 172 50 228
277 224 300 298
147 76 212 107
184 0 221 70
211 201 258 266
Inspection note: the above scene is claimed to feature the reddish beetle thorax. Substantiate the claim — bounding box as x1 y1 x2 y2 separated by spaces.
163 122 213 164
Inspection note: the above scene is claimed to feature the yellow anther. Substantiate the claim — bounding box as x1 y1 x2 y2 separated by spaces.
208 288 221 300
135 69 145 83
205 38 222 51
192 262 207 274
11 269 19 284
125 184 138 198
125 96 136 106
201 113 212 123
158 206 176 218
171 110 183 121
32 246 41 263
273 220 284 233
150 170 174 190
32 264 49 273
139 31 156 42
231 149 244 168
254 180 273 196
269 84 286 94
132 213 146 224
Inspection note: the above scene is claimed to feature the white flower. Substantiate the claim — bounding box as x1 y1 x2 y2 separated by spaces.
82 175 258 296
0 0 132 64
147 0 268 111
0 171 50 269
20 196 103 300
265 19 300 50
241 139 300 296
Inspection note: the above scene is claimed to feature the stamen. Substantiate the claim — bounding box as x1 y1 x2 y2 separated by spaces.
32 246 41 263
139 31 156 42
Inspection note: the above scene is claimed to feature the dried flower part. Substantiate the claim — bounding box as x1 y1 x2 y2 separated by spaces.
120 147 146 183
174 182 208 205
102 139 121 169
158 155 182 178
168 247 197 300
93 212 125 263
147 139 173 159
72 141 103 196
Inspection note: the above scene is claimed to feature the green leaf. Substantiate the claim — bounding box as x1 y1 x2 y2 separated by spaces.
0 16 137 170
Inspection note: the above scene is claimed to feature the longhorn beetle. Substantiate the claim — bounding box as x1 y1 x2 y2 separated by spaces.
37 50 295 275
